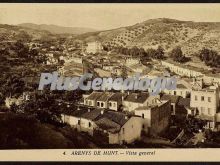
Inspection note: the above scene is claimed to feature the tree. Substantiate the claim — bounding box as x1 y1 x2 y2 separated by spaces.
121 65 128 79
199 48 220 67
155 46 165 59
170 46 189 63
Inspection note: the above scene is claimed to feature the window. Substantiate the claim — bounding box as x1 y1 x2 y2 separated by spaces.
101 102 104 107
78 120 80 125
88 122 91 127
195 96 198 101
97 102 100 106
208 97 211 102
142 113 145 118
174 91 176 95
201 96 204 101
86 100 88 105
208 108 211 115
122 128 125 134
113 103 116 107
109 102 112 107
142 124 145 129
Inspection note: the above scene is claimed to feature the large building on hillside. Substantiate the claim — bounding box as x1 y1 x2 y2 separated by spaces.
86 41 103 54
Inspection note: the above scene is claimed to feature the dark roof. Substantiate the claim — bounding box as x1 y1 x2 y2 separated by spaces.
108 93 126 102
81 109 102 120
86 92 103 101
177 84 187 89
95 110 129 126
124 92 149 104
161 94 180 104
62 109 88 117
177 97 190 107
95 117 121 133
96 92 114 102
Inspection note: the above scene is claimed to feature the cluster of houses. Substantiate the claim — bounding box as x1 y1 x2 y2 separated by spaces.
161 60 220 130
61 91 171 144
161 60 220 84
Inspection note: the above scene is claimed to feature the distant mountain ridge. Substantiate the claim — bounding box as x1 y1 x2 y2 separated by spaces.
18 23 98 35
74 18 220 55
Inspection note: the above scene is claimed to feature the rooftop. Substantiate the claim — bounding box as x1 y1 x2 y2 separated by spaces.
161 94 180 104
124 92 149 104
96 92 114 102
86 92 103 101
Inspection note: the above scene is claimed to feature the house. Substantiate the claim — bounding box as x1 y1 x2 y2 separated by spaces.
190 86 219 129
96 92 114 109
61 108 102 136
86 41 102 54
134 100 171 136
176 97 190 118
108 93 126 111
164 83 191 98
123 92 160 112
84 91 103 107
61 108 143 144
94 111 143 144
161 94 180 115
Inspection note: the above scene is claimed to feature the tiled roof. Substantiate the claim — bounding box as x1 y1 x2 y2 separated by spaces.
81 109 103 120
96 92 114 102
109 93 126 102
95 110 129 127
161 94 180 104
86 92 103 101
124 92 149 104
95 117 121 133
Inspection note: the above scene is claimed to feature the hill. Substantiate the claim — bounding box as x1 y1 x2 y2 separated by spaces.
74 18 220 55
0 24 57 42
18 23 98 35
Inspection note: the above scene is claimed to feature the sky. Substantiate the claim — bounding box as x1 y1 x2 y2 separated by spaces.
0 3 220 30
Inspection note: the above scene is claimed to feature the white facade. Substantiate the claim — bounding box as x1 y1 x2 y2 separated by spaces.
190 87 219 129
123 95 160 112
86 41 102 54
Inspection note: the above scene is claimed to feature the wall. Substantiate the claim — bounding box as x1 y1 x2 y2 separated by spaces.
190 89 219 117
150 101 171 136
118 117 143 144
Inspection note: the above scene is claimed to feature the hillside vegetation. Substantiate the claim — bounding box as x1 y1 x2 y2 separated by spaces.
75 18 220 55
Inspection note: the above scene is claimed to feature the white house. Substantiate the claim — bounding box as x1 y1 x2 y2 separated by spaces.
123 92 160 112
190 86 219 129
84 91 103 107
86 41 103 54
